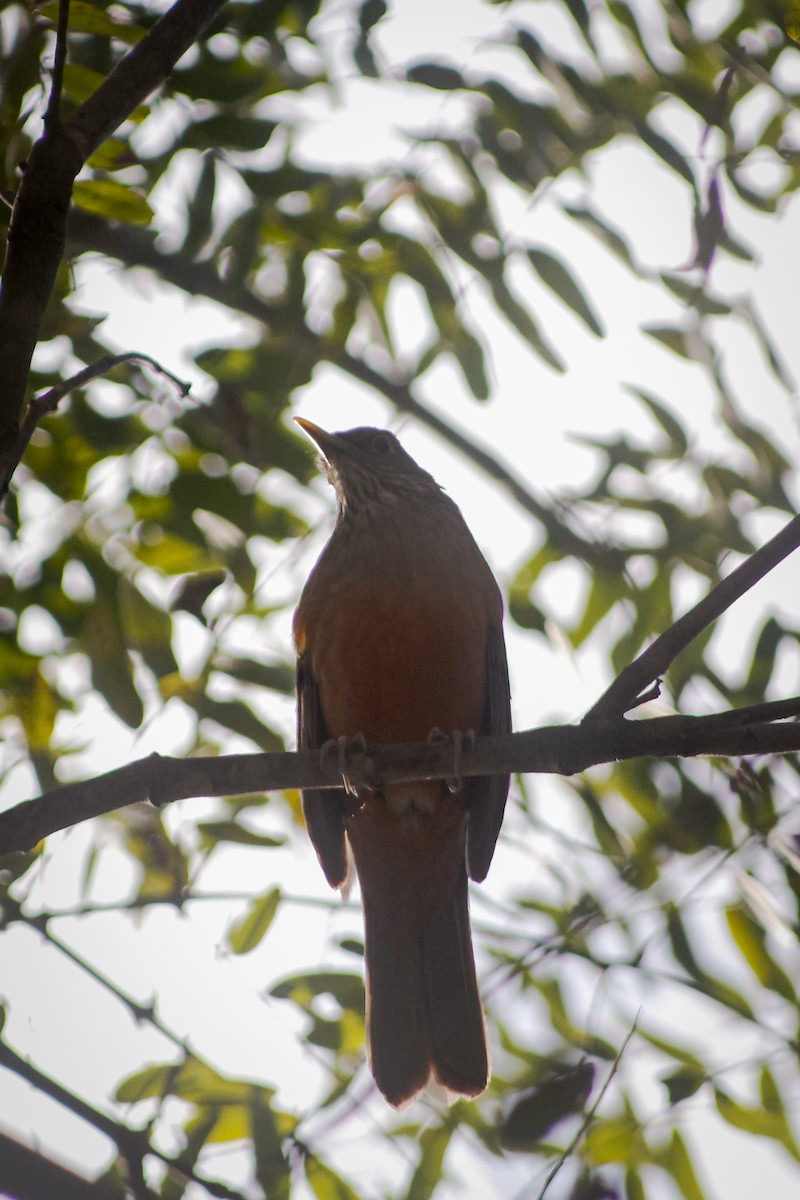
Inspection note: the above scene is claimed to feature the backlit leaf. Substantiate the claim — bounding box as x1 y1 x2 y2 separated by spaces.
228 888 281 954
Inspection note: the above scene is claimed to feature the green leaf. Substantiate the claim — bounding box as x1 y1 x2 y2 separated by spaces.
585 1117 643 1165
451 325 490 399
118 578 177 678
42 2 144 43
182 152 217 259
665 904 754 1018
169 570 228 619
124 1056 262 1107
624 387 688 455
536 979 616 1058
406 62 466 90
116 1062 177 1103
305 1156 361 1200
62 63 107 105
570 570 623 647
228 888 281 955
653 1130 706 1200
527 248 604 335
625 1167 646 1200
715 1087 800 1160
641 325 695 360
489 277 565 371
632 119 695 186
500 1063 595 1148
87 138 136 172
135 535 220 575
252 1100 292 1199
73 180 153 226
659 273 732 315
81 600 143 729
360 0 387 33
738 297 795 391
725 905 796 1001
195 695 283 752
662 1065 706 1105
406 1118 457 1200
172 54 269 103
197 821 284 850
271 972 365 1015
563 203 638 271
15 665 60 751
180 115 277 152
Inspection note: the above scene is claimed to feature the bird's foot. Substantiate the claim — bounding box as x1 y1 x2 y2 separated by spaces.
427 728 476 793
320 733 367 796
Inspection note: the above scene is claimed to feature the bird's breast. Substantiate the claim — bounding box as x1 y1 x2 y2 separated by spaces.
295 515 497 746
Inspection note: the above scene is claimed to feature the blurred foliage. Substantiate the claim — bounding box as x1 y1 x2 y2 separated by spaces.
1 0 800 1197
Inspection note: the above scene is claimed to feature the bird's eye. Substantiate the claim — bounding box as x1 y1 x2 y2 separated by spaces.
373 434 393 456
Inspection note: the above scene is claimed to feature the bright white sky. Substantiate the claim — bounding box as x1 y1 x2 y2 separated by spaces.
3 1 800 1197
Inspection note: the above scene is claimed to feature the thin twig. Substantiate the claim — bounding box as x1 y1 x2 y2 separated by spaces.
584 511 800 721
44 0 70 133
1 352 191 497
535 1012 640 1200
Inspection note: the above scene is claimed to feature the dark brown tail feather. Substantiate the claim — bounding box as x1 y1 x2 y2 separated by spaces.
363 869 488 1107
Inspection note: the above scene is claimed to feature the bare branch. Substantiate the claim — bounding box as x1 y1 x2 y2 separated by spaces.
1 353 191 497
2 709 799 855
584 511 800 721
0 1129 126 1200
43 0 70 134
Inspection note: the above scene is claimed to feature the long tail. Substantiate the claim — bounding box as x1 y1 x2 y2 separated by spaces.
363 868 488 1107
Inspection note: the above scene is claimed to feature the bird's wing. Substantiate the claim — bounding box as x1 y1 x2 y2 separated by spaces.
465 618 512 883
296 654 349 888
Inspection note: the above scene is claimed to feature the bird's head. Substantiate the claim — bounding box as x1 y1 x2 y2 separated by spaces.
295 419 441 516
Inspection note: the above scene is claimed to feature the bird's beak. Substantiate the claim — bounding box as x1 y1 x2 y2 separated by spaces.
295 418 346 462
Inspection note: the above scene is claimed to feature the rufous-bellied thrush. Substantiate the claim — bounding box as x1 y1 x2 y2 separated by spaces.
293 420 511 1106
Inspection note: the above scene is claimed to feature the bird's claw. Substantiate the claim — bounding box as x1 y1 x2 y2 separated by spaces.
427 727 475 793
321 733 366 795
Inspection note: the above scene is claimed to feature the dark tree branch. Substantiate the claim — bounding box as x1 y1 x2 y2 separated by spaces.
584 511 800 721
0 1042 158 1197
0 1042 248 1200
43 0 70 134
0 0 226 474
2 708 799 856
63 0 227 163
0 1130 126 1200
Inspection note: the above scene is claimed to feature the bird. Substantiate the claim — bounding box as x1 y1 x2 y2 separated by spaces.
292 419 511 1107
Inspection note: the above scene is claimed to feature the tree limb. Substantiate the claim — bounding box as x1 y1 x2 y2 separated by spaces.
0 0 226 473
584 511 800 720
2 707 798 856
63 0 227 164
43 0 70 135
0 1042 248 1200
0 1130 126 1200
